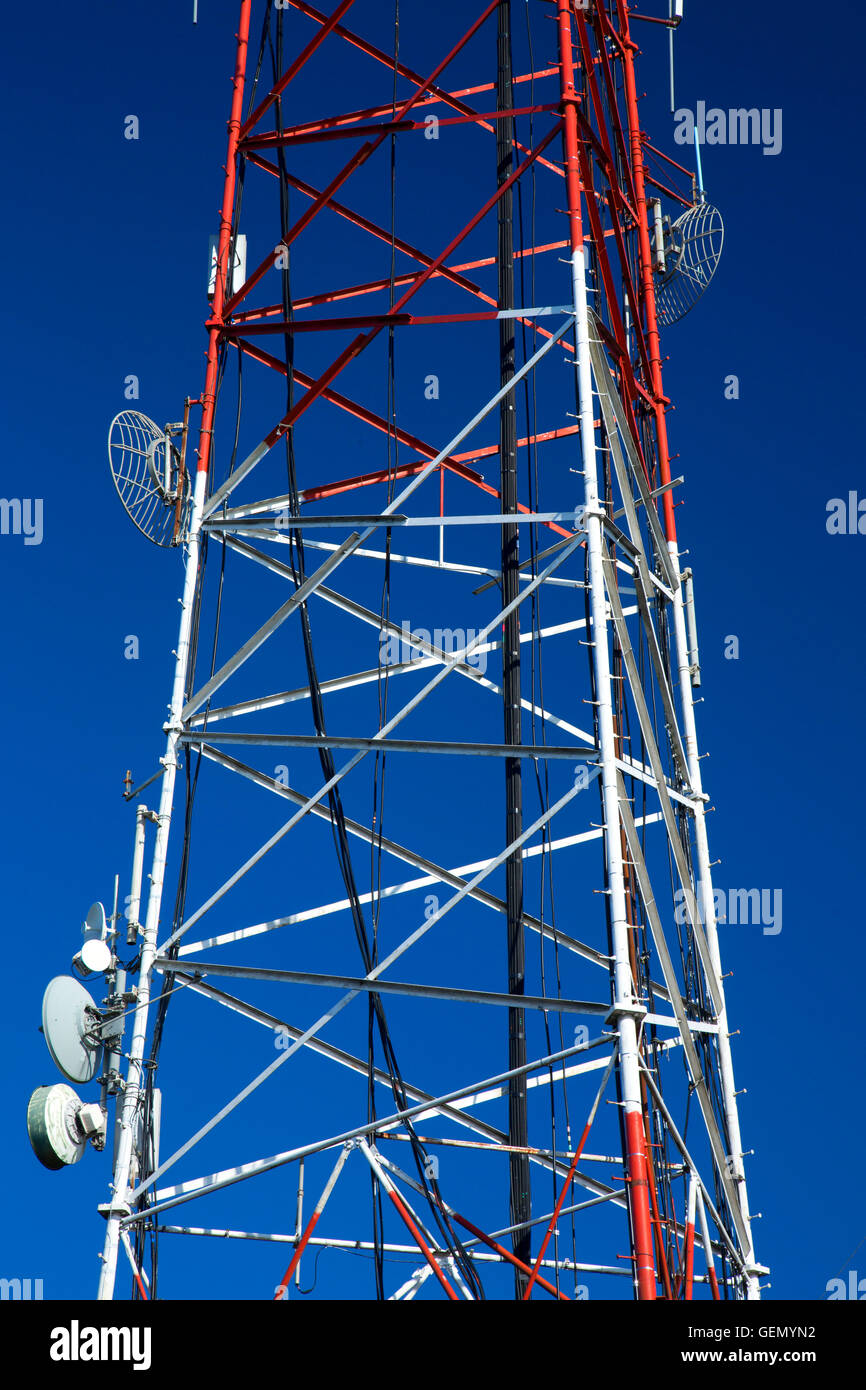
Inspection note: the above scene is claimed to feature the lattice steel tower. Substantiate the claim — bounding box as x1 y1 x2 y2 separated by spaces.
84 0 765 1300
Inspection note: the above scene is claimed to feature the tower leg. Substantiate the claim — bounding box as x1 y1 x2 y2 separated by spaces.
556 0 656 1301
98 1 253 1298
98 470 209 1299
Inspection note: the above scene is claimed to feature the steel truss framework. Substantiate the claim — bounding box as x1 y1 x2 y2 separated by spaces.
95 0 764 1301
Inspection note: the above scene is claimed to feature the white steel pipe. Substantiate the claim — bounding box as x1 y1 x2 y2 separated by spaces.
97 467 209 1299
126 804 149 947
568 235 656 1300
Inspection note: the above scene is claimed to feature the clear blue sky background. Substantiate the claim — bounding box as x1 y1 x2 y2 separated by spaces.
2 0 864 1301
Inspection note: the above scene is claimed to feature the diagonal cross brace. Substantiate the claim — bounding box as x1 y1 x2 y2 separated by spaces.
602 551 723 1015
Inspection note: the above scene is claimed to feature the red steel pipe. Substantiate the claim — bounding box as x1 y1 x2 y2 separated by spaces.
195 0 252 478
556 0 657 1301
386 1186 460 1301
614 0 678 542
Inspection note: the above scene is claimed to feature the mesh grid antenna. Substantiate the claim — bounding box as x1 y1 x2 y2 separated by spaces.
108 409 191 546
655 201 724 326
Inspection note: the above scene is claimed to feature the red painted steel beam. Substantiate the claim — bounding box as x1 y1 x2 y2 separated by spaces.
573 120 644 407
236 159 576 362
684 1217 695 1300
272 1146 350 1300
240 103 559 150
302 462 452 504
232 334 574 539
645 1138 675 1300
281 0 564 175
642 138 696 182
195 0 252 478
225 161 489 315
237 123 563 460
231 337 486 478
522 1113 596 1300
645 173 693 209
296 427 582 504
591 4 640 215
446 240 569 272
419 1193 570 1300
448 1214 569 1301
278 69 560 140
433 70 561 102
238 0 358 140
571 13 655 459
224 307 568 335
273 1205 323 1298
630 11 680 28
614 0 678 542
625 1109 659 1300
261 1 502 263
284 0 505 117
225 3 510 328
581 6 657 396
384 1185 461 1300
574 11 655 397
230 242 568 317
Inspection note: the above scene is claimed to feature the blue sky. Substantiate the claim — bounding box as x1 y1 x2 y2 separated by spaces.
2 0 864 1301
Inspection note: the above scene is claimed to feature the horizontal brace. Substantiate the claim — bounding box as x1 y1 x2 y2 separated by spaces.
156 958 611 1018
225 305 574 334
155 1229 631 1277
140 1034 617 1214
209 512 584 531
238 103 560 149
174 973 526 1150
643 1013 719 1035
183 744 616 974
291 537 585 585
206 507 581 529
203 513 407 529
404 511 581 528
611 475 683 522
179 732 597 761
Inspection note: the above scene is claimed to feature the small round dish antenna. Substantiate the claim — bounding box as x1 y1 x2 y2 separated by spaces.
76 938 113 975
655 201 724 326
73 901 113 976
85 902 107 938
27 1084 88 1169
41 976 103 1084
108 409 191 546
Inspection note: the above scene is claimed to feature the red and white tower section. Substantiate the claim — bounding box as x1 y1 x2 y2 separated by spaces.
82 0 765 1301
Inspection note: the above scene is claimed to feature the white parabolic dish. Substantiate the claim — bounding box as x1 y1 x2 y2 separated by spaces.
41 976 102 1084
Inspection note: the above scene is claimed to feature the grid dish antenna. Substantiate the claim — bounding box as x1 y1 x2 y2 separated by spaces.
108 409 191 546
655 201 724 326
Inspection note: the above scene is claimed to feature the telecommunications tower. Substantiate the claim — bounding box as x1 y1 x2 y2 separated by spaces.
31 0 766 1301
